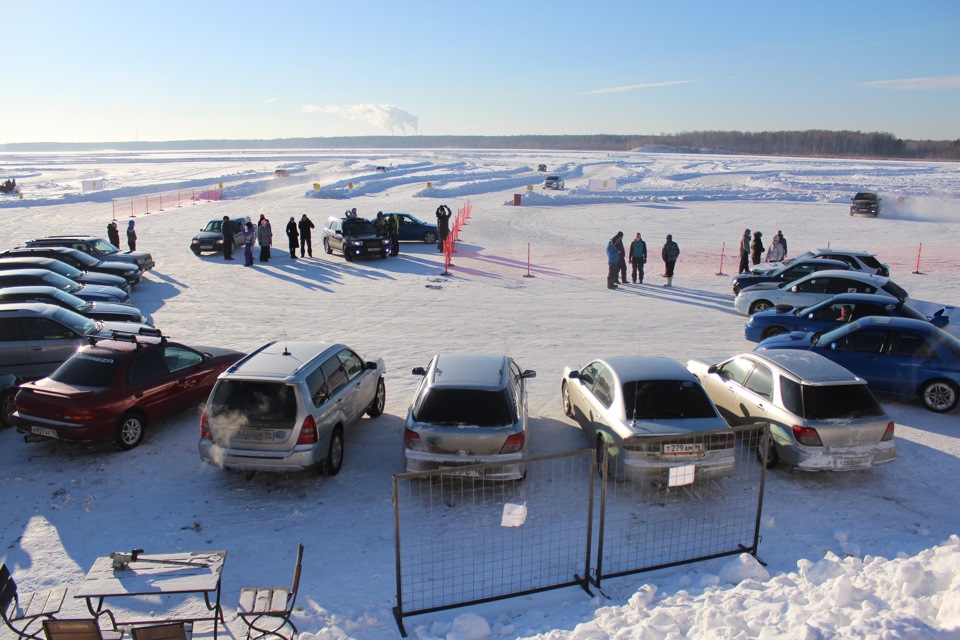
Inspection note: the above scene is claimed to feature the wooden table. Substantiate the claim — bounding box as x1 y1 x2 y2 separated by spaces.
74 550 227 638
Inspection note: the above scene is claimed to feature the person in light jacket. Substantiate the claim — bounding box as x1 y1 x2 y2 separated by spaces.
257 218 273 263
739 229 751 274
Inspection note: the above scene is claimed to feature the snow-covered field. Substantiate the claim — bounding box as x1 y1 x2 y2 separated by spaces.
1 149 959 640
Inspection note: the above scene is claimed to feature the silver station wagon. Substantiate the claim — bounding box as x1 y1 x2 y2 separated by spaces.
199 341 385 474
686 350 896 471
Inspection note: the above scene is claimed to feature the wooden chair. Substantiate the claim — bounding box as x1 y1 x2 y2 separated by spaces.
236 544 303 640
41 619 122 640
1 563 67 640
130 622 191 640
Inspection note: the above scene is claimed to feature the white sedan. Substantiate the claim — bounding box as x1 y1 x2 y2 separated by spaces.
733 270 908 316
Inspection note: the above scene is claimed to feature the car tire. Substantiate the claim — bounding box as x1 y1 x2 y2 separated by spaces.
115 412 146 451
423 231 438 244
344 250 353 262
323 238 333 254
761 326 788 340
754 430 780 469
367 378 386 417
749 300 773 314
0 388 16 429
561 381 574 418
379 250 387 259
919 379 959 413
322 427 344 476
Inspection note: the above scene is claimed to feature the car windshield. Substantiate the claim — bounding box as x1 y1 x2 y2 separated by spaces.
50 289 89 312
40 271 81 293
854 193 878 201
91 238 120 255
413 388 513 426
64 250 99 267
45 261 82 279
781 379 884 420
210 380 298 423
50 351 120 387
51 307 98 334
342 219 377 235
622 380 718 420
202 221 222 232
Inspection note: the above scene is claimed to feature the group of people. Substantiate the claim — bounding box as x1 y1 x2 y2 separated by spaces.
215 213 316 267
373 211 401 257
107 220 137 250
606 232 679 289
738 228 788 274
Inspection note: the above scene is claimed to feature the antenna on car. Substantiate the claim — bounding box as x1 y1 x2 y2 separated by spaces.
282 315 290 356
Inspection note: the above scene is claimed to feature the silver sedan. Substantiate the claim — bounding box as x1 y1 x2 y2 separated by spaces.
561 356 735 486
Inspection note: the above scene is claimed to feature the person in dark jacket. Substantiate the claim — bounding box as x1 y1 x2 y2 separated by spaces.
221 216 234 260
777 229 788 259
107 221 120 247
285 217 299 259
257 217 272 262
436 204 452 252
388 214 400 257
298 214 314 257
628 232 647 283
661 234 680 287
242 221 256 267
612 231 627 284
374 211 388 237
751 231 764 266
738 228 751 274
126 220 137 251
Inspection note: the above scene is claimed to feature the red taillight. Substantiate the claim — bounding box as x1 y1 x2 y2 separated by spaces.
63 409 97 423
792 425 823 447
500 432 525 454
881 421 895 442
404 428 424 450
200 410 211 440
297 415 318 445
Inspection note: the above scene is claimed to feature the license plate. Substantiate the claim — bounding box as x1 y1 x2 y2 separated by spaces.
367 247 381 253
662 443 704 455
440 467 482 478
31 426 58 439
235 429 280 442
837 457 869 469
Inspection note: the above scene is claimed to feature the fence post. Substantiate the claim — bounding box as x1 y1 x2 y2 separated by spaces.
716 242 727 276
913 242 923 275
524 242 534 278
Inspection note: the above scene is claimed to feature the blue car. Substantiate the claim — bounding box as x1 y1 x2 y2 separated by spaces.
755 316 960 413
386 213 439 244
744 293 949 342
731 258 850 294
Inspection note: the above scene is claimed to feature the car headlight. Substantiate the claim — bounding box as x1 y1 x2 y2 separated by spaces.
215 239 223 245
350 240 364 246
191 239 199 245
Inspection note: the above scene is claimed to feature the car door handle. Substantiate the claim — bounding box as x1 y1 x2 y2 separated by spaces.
134 392 143 398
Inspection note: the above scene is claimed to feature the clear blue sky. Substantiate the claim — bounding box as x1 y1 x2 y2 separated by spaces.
2 0 958 143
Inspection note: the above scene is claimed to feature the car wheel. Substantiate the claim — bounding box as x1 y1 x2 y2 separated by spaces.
749 300 773 314
423 231 438 244
761 326 788 340
379 250 387 259
367 378 386 417
0 389 16 429
115 412 145 451
323 238 333 254
754 430 780 469
344 250 353 262
322 427 344 476
561 382 574 418
919 379 959 413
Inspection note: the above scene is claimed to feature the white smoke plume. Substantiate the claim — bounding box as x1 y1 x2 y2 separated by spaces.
303 103 418 134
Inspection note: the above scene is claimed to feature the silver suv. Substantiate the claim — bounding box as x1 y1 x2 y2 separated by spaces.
686 350 896 471
199 341 385 474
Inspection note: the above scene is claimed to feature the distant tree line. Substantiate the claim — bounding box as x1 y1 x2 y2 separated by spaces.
2 131 958 160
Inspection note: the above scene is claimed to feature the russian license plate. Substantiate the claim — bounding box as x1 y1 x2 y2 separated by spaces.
662 443 704 456
441 466 482 478
367 247 381 253
236 429 279 442
31 426 58 439
837 457 869 469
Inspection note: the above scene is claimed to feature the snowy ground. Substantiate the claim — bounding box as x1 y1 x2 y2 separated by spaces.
1 149 959 640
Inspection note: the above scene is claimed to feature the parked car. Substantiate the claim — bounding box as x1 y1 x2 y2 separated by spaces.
851 192 881 217
0 257 131 294
561 356 735 485
542 176 564 190
731 259 850 295
0 286 152 325
199 341 385 473
190 217 248 255
384 213 439 244
321 217 390 260
0 269 130 303
733 270 908 316
24 235 155 272
0 302 157 380
744 293 949 342
404 353 536 481
0 246 142 287
14 333 243 450
755 316 960 413
756 249 889 277
686 351 896 470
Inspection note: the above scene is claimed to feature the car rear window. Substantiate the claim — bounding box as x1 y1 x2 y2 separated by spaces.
413 388 513 426
622 380 718 420
50 352 119 387
781 379 885 420
210 380 298 422
881 280 908 300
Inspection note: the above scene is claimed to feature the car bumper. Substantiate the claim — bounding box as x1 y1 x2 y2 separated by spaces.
778 440 896 471
733 296 752 315
615 451 737 485
198 441 323 472
404 449 525 481
15 412 113 443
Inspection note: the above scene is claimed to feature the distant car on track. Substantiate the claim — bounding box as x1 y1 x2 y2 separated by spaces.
542 176 564 190
850 192 881 217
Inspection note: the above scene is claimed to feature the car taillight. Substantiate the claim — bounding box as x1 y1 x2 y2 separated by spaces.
881 421 895 441
200 411 211 440
63 409 97 423
792 425 823 447
500 432 525 454
404 428 425 451
297 415 318 445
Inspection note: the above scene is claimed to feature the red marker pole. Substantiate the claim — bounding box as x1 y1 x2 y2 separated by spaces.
716 242 727 276
913 242 923 275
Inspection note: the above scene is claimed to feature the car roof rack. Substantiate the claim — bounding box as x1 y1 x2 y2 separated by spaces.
87 327 164 348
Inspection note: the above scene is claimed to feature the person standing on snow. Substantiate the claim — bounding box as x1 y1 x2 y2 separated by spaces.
242 221 256 267
436 204 452 252
766 232 785 263
629 232 647 284
126 220 137 251
107 221 121 248
612 231 627 284
298 214 315 257
374 211 388 237
661 234 680 287
285 216 299 259
388 213 400 257
750 231 764 266
777 229 788 260
257 217 273 263
739 229 752 274
221 216 235 260
605 236 620 290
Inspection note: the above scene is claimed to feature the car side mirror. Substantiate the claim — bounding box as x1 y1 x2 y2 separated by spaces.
412 366 426 376
365 361 377 370
707 364 718 374
567 371 580 380
521 369 536 379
